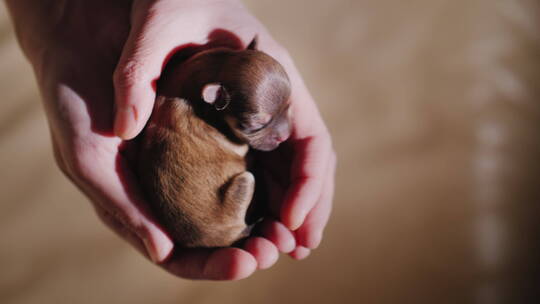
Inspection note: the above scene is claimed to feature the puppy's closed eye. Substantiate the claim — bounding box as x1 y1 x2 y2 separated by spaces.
243 113 273 133
244 121 271 134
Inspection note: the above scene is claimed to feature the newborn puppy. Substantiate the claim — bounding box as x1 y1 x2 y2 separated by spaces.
138 38 292 248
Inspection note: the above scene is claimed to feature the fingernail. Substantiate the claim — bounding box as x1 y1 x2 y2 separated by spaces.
114 105 137 139
290 246 311 260
283 236 297 253
143 238 159 263
288 209 307 231
307 230 323 249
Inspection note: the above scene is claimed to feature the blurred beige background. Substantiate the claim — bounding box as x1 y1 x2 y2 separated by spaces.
1 0 540 303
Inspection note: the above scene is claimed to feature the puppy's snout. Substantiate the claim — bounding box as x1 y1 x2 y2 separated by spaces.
274 134 287 143
274 133 288 143
274 120 292 143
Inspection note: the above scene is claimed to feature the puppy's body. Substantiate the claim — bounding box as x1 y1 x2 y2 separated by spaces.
138 41 291 248
139 96 253 247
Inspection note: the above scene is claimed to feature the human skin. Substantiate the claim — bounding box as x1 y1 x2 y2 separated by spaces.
5 0 336 280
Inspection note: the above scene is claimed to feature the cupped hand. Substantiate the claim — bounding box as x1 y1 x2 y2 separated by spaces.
114 0 336 258
8 0 335 280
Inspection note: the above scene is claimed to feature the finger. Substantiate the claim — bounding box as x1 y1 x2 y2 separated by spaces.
164 247 257 280
112 12 162 139
295 153 336 249
243 237 279 270
263 45 333 231
94 206 147 257
289 246 311 260
281 133 332 231
72 148 174 263
258 219 296 253
113 1 203 139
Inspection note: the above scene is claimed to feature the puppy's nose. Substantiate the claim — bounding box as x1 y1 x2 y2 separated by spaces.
274 123 291 143
274 134 288 143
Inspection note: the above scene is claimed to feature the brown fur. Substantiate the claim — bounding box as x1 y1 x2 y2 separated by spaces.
137 38 291 247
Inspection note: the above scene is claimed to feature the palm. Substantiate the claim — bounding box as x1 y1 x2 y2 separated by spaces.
42 8 150 254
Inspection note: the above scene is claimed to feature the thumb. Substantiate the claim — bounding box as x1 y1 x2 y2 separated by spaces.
113 2 174 139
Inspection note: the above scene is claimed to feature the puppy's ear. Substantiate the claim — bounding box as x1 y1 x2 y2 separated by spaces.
247 36 258 51
202 83 230 111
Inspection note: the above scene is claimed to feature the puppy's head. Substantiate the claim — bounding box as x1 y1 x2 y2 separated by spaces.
201 38 292 151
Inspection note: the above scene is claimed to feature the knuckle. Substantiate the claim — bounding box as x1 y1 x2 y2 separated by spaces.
61 140 99 182
131 223 149 240
113 59 147 89
64 152 92 181
96 207 138 239
106 204 147 238
93 195 147 241
95 207 118 229
122 216 150 242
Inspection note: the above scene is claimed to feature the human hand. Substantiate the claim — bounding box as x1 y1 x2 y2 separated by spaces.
113 0 336 259
6 0 335 279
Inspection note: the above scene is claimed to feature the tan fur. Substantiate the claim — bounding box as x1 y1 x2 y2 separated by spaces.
139 97 251 247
